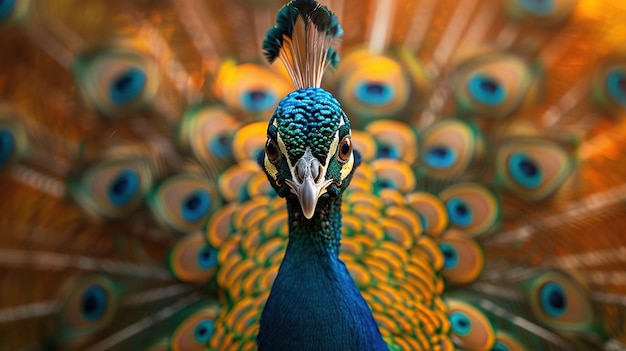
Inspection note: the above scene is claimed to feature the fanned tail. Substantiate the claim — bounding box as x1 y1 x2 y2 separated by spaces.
1 0 626 350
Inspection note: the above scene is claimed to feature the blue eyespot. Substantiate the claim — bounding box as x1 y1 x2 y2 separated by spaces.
376 143 400 159
492 341 511 351
446 197 472 227
425 146 457 169
181 190 212 222
208 134 233 159
450 311 472 336
377 178 397 190
355 81 395 106
508 152 542 189
194 319 215 343
109 67 147 105
0 128 15 167
197 245 217 270
439 242 458 269
467 74 506 106
81 285 108 321
540 281 567 318
241 90 277 113
107 169 140 207
517 0 555 15
0 0 16 22
606 68 626 107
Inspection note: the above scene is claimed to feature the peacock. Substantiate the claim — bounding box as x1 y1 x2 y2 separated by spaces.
1 0 626 350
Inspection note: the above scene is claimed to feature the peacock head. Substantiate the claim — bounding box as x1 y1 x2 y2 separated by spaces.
259 87 360 219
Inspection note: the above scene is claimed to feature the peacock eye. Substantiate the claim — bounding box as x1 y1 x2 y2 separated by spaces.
337 136 352 163
265 138 279 164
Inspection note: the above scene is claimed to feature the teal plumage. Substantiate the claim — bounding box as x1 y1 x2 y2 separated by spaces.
1 0 626 350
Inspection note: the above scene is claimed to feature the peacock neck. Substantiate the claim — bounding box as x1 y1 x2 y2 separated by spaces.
285 195 343 258
257 194 388 350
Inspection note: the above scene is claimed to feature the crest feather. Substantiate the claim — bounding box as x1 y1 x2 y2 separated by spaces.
263 0 343 89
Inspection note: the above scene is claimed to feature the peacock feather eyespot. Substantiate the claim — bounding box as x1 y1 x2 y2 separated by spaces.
524 271 596 333
454 50 535 119
59 275 119 338
80 285 108 321
377 143 399 159
148 174 221 233
242 89 275 113
196 245 217 270
168 231 218 284
72 42 159 118
445 197 472 227
539 281 567 318
421 119 484 179
214 62 291 116
466 73 506 106
366 119 419 164
170 306 217 351
355 81 395 106
439 242 458 269
193 319 215 343
449 311 472 336
425 145 457 169
446 299 495 350
332 48 430 123
438 231 484 285
110 67 147 104
591 58 626 114
495 137 573 201
209 135 232 159
178 105 241 163
107 169 140 207
181 190 212 222
67 155 153 219
439 183 501 237
507 152 542 189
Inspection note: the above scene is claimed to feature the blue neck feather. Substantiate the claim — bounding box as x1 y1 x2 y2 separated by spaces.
257 196 388 350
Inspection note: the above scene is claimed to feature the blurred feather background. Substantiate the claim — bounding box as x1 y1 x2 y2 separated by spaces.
1 0 626 350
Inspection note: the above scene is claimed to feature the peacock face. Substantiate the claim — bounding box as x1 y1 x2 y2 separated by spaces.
260 87 360 219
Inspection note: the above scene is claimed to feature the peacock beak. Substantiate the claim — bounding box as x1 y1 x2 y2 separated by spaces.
297 177 322 219
286 150 333 219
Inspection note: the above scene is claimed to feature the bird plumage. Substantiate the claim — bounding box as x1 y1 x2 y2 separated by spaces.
1 0 626 350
